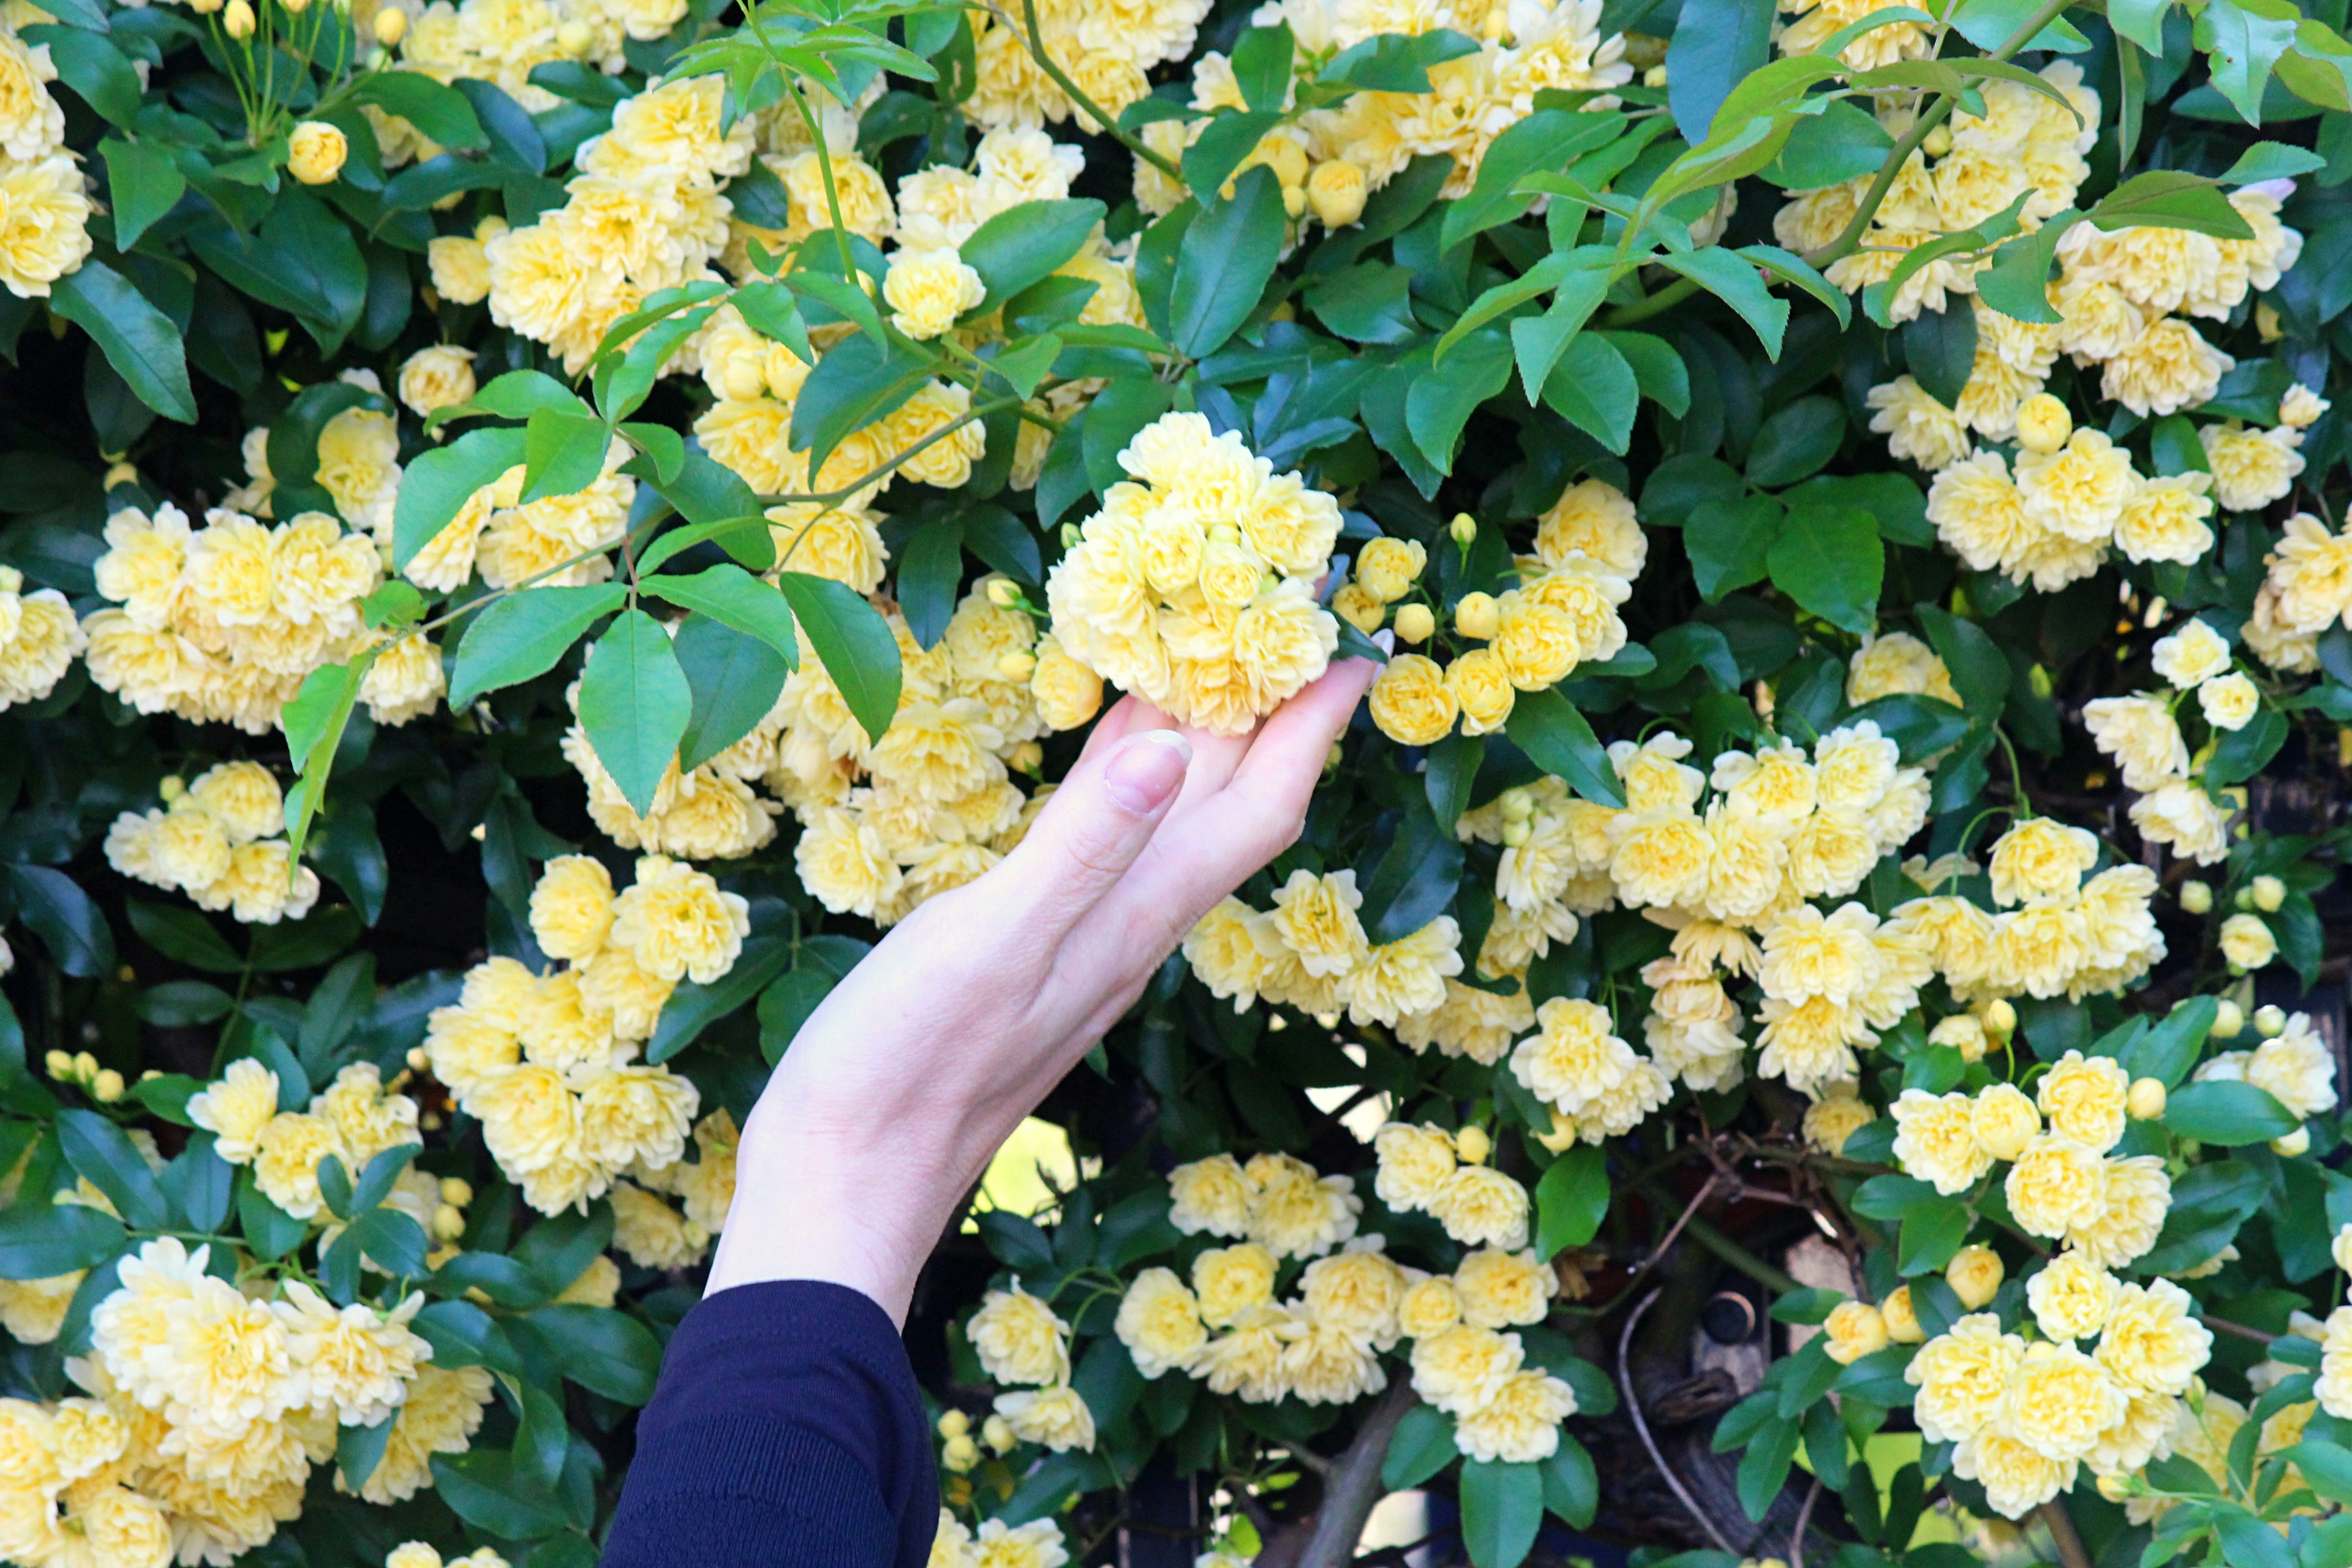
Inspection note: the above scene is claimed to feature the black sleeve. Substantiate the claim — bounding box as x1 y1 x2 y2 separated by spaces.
603 1280 938 1568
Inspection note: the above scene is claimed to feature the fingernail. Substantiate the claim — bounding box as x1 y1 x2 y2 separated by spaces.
1104 729 1191 813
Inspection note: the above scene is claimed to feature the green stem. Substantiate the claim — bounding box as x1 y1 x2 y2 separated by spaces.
1604 274 1700 328
1804 0 2077 270
995 0 1180 179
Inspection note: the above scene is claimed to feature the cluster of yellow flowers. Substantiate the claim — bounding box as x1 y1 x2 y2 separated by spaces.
1371 1122 1529 1250
483 74 747 373
965 1284 1096 1453
2245 502 2352 674
104 763 321 925
2190 1009 2339 1128
1047 412 1341 736
227 388 405 547
965 0 1204 133
0 1235 495 1565
404 438 636 596
0 15 91 300
1167 1150 1363 1257
83 501 443 736
390 0 682 116
385 1542 510 1568
0 564 83 710
1902 1268 2215 1518
1134 0 1628 224
1362 481 1645 745
929 1509 1069 1568
779 584 1080 924
2084 617 2260 869
1183 870 1464 1027
188 1057 423 1219
423 854 734 1213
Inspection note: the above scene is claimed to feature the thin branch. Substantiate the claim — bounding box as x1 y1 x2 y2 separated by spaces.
2201 1313 2275 1346
2038 1498 2095 1568
1790 1477 1823 1568
985 0 1182 178
1619 1287 1740 1556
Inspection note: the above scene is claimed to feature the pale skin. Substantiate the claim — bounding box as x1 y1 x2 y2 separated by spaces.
707 659 1381 1324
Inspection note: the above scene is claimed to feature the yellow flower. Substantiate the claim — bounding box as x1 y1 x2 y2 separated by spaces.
277 1281 430 1426
1409 1324 1523 1415
2095 1279 2211 1395
1426 1164 1529 1250
1906 1312 2024 1442
2082 695 2188 791
884 246 987 340
187 1058 280 1165
1368 653 1457 745
1988 816 2098 907
1802 1084 1875 1156
2198 671 2260 732
1308 157 1367 227
610 854 749 984
1373 1121 1458 1212
2320 1304 2352 1419
994 1384 1095 1452
1167 1153 1255 1238
528 854 614 961
1823 1300 1889 1365
2220 912 2277 971
1953 1428 2073 1520
2101 317 2233 418
1245 1152 1362 1259
1446 649 1517 734
2201 422 2305 514
578 1064 698 1172
0 155 92 298
353 1363 494 1504
1268 868 1368 978
1510 996 1638 1118
1452 1247 1552 1330
1453 1368 1577 1463
314 1061 422 1169
1945 1243 2005 1310
1114 1267 1205 1378
1191 1243 1277 1327
2005 1134 2108 1239
427 233 492 304
2037 1050 2130 1153
1866 376 1970 472
1028 636 1102 731
1971 1082 2039 1161
2027 1252 2115 1342
1882 1286 1923 1344
1355 537 1427 602
969 1283 1071 1387
253 1110 348 1220
287 119 349 183
1891 1089 1992 1194
2067 1154 2169 1268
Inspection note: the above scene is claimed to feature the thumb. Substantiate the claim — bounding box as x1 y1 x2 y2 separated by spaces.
997 728 1193 934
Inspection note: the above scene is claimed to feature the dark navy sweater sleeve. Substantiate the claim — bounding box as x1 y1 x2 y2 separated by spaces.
603 1280 935 1568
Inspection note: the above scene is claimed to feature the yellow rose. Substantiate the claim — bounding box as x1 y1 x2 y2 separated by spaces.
1891 1088 1991 1194
968 1283 1070 1387
1882 1284 1923 1343
883 246 986 340
2026 1251 2114 1341
1970 1082 2038 1161
2005 1136 2108 1240
287 120 349 184
1368 654 1457 746
2037 1050 2130 1152
1945 1243 2005 1310
1112 1267 1205 1378
1446 649 1516 735
2220 912 2277 971
1307 158 1366 227
1191 1242 1277 1327
1355 537 1426 603
1823 1300 1890 1365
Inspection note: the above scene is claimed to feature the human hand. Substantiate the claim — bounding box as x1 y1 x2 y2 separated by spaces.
707 658 1379 1321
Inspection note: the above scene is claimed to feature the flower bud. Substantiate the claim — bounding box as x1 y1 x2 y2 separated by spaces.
431 1204 467 1240
941 1434 980 1472
937 1409 970 1439
2015 393 2071 454
1282 183 1306 220
1501 820 1531 847
1449 512 1477 548
1060 524 1081 550
2273 1126 2312 1158
2256 1003 2286 1037
1929 1013 1988 1063
987 578 1021 608
92 1069 124 1103
1307 159 1367 228
1455 1125 1492 1165
1324 740 1343 774
102 461 137 491
2180 879 2212 914
1009 741 1043 772
2212 997 2245 1039
1499 787 1533 823
2096 1472 2133 1504
1454 591 1499 640
2127 1078 2166 1120
407 1046 429 1071
996 650 1038 682
1393 602 1434 644
224 0 255 36
720 354 767 402
372 4 407 43
1881 1284 1923 1343
440 1176 473 1207
1983 997 2016 1037
2028 663 2052 699
2234 886 2255 911
2223 913 2278 973
73 1051 97 1081
982 1414 1015 1453
43 1050 69 1080
556 16 592 52
1921 124 1951 157
139 1069 158 1082
1822 1300 1888 1364
1945 1244 2003 1310
2253 874 2286 912
287 121 349 185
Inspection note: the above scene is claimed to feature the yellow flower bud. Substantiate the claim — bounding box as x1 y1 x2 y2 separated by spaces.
937 1409 971 1439
1454 591 1499 640
2274 1127 2312 1158
92 1069 124 1103
941 1434 980 1472
158 775 185 803
2252 874 2286 912
1455 1125 1492 1165
1921 124 1951 157
2096 1472 2133 1504
372 5 407 43
1945 1244 2003 1310
2015 393 2071 454
2180 880 2212 914
2028 662 2053 699
431 1204 467 1240
2127 1078 2166 1120
1881 1284 1923 1343
982 1414 1015 1453
287 121 349 185
1283 184 1306 220
720 355 767 402
72 1050 97 1081
43 1050 70 1080
1393 603 1434 644
439 1179 473 1209
1449 513 1477 548
1500 819 1531 847
1983 998 2016 1036
1498 786 1533 823
2256 1003 2287 1038
1307 159 1367 228
2212 998 2245 1039
556 16 592 51
224 0 255 36
996 650 1038 682
987 578 1022 608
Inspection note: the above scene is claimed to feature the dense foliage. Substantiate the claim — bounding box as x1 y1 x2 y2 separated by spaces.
13 0 2352 1566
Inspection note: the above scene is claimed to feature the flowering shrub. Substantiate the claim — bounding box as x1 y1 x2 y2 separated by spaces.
9 0 2352 1564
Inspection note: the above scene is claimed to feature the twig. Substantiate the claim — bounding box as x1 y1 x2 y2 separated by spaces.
1790 1477 1822 1568
1619 1287 1740 1556
2038 1498 2094 1568
1611 1174 1721 1301
1292 1380 1417 1568
2201 1313 2275 1346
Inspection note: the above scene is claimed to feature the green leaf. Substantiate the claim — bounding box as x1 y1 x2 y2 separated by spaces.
961 198 1106 314
1947 0 2090 51
578 609 692 818
1596 330 1692 417
1410 329 1515 472
451 77 546 173
1181 110 1284 204
1441 111 1620 252
1306 263 1421 343
431 1450 571 1540
1505 690 1626 807
238 1174 307 1261
1898 1200 1971 1275
0 1201 124 1280
1540 1434 1597 1528
758 967 839 1065
520 408 611 505
1509 266 1613 403
1763 99 1892 189
2121 997 2218 1090
2088 170 2256 238
1383 1403 1458 1490
1460 1459 1545 1568
354 72 488 150
2199 0 2302 125
644 564 799 661
1738 244 1852 330
1899 307 1977 410
776 572 902 745
27 26 138 125
1766 505 1882 633
1541 332 1639 453
2223 140 2328 181
1536 1144 1608 1259
1688 493 1782 601
50 262 195 424
1317 28 1478 92
1658 247 1790 359
2110 0 2172 52
1665 0 1776 146
100 138 186 252
1169 165 1286 358
2287 1440 2352 1503
1232 21 1295 111
447 583 627 707
895 519 965 649
1977 214 2074 324
11 866 115 978
648 934 794 1063
393 425 529 570
58 1110 168 1230
528 1304 662 1403
2207 706 2288 788
2165 1080 2302 1144
671 614 792 774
